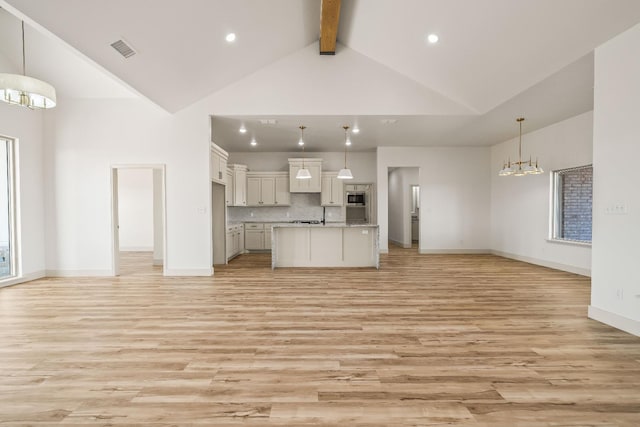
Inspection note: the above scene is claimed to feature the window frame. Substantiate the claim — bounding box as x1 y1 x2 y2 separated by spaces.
0 135 18 281
549 164 593 246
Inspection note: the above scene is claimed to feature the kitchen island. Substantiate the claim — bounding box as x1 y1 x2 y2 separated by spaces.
272 224 379 269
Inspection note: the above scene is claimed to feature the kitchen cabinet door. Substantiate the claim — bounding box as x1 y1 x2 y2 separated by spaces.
234 168 247 206
225 169 233 206
260 177 276 205
274 175 290 205
246 177 261 206
264 226 273 250
321 174 344 206
245 230 265 250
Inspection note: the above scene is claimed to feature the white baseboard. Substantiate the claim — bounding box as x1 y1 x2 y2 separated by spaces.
492 250 591 277
45 269 113 277
164 268 213 277
153 259 163 266
119 247 153 252
419 248 491 254
0 270 46 288
388 239 412 248
588 306 640 337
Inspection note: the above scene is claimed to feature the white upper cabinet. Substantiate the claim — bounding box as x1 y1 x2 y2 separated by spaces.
227 164 248 206
321 172 344 206
246 172 289 206
289 158 322 193
210 143 228 185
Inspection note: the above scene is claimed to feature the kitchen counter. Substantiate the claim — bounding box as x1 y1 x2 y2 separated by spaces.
272 224 379 269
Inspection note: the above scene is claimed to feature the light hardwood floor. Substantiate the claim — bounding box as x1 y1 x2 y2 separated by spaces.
1 247 639 426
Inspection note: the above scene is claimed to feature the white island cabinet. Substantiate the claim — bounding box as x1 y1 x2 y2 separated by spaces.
272 224 379 269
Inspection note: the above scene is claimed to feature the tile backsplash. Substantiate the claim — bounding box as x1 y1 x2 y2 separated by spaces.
228 193 344 222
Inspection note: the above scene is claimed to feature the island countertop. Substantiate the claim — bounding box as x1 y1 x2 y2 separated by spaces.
272 223 379 228
271 224 379 269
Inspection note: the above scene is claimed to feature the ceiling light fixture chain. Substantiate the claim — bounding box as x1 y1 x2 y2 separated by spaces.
498 117 543 177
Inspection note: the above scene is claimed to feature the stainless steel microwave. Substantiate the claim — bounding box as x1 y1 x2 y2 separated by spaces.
347 192 366 206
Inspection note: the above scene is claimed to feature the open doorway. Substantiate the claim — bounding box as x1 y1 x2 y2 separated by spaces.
387 167 419 251
111 165 166 276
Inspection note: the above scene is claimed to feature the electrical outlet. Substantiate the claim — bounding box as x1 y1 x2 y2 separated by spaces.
286 212 290 217
616 288 624 300
250 211 254 217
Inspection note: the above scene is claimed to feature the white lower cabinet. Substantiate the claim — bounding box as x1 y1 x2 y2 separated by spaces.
226 224 244 261
244 223 278 251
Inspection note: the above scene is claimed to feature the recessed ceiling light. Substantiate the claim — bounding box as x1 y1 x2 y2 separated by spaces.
352 127 360 134
226 33 236 42
250 138 257 146
427 34 439 44
259 119 278 125
239 125 247 133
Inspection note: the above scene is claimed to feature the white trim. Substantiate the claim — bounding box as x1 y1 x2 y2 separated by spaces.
492 250 591 277
388 238 411 248
588 306 640 337
164 268 213 277
419 249 490 254
119 246 154 252
546 238 592 248
0 270 45 288
379 248 389 254
46 269 113 277
153 258 163 266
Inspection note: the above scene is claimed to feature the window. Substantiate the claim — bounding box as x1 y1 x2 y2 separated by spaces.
551 165 593 243
0 136 16 279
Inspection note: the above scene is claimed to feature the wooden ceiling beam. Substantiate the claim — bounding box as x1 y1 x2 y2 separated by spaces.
319 0 341 55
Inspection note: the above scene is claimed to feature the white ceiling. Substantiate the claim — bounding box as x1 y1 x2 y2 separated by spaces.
1 0 639 151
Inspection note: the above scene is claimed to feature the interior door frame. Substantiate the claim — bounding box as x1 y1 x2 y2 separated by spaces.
110 164 167 276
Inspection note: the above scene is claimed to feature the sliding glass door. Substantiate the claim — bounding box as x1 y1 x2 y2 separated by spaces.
0 136 16 279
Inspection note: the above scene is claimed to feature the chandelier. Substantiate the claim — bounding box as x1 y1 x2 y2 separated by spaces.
0 21 56 109
499 117 543 176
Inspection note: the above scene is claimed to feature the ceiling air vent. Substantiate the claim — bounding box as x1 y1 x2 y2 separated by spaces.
110 39 136 59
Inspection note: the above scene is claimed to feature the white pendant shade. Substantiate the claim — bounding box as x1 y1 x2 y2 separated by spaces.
337 168 354 179
0 73 57 110
296 167 312 179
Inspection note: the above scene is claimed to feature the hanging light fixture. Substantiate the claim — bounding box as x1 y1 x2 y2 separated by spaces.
295 125 312 179
337 125 354 180
499 117 543 177
0 21 56 109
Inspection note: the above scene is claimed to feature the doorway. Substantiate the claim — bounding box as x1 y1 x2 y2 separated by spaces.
111 165 166 276
387 167 419 251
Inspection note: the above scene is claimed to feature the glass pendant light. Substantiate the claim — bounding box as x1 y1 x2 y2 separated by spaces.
337 125 354 180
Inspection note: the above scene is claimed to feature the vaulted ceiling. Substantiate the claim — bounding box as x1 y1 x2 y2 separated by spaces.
2 0 640 151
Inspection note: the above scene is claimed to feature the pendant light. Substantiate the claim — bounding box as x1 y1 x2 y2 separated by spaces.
0 21 56 109
498 117 543 176
295 125 312 179
337 125 354 180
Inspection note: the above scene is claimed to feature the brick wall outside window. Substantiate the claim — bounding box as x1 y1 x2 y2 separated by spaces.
554 166 592 242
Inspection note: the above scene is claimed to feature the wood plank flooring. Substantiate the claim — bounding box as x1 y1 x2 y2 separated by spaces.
1 247 639 426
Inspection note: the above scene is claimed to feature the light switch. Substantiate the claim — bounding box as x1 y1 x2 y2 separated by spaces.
362 229 368 234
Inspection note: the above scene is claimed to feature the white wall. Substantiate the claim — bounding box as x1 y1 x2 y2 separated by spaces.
490 111 593 276
42 97 211 276
0 103 46 285
377 147 491 253
388 168 418 247
117 168 153 251
590 23 640 336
